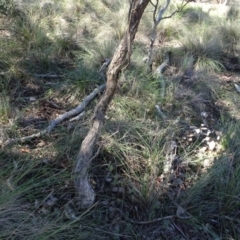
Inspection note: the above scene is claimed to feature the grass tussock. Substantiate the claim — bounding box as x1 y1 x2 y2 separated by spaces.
1 0 240 239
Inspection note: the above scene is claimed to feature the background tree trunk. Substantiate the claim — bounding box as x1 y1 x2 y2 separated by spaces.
74 0 151 209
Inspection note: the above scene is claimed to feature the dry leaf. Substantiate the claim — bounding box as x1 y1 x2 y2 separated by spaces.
64 205 77 220
6 178 14 191
29 96 37 102
20 148 30 153
112 187 118 193
173 178 183 187
36 140 46 147
203 158 212 168
176 205 186 218
44 195 58 207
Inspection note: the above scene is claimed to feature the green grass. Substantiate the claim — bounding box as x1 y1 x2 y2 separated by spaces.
1 0 240 239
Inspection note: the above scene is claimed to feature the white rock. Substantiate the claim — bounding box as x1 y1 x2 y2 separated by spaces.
208 141 216 151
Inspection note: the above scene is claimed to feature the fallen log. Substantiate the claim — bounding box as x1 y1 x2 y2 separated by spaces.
3 84 106 148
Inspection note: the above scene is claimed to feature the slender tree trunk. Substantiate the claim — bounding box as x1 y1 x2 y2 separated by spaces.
74 0 151 209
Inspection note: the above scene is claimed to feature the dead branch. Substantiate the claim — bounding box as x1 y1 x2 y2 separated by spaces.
33 74 61 79
161 0 193 20
3 84 106 148
73 0 151 209
46 84 106 133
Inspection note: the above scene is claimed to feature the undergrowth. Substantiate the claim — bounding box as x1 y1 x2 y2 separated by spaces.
1 0 240 239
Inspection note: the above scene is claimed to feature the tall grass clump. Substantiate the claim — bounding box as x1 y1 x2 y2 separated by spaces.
180 6 210 25
100 120 171 216
218 19 240 55
179 23 224 72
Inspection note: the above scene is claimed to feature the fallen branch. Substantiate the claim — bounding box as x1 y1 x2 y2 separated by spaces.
3 84 106 147
33 73 61 79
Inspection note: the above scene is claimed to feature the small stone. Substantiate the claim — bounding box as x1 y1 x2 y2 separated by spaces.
41 207 49 214
201 112 208 118
101 200 109 205
105 177 112 182
154 200 161 209
37 140 46 147
110 201 116 206
118 187 125 194
173 178 183 186
204 137 210 142
112 187 118 193
208 141 216 151
42 159 51 164
199 146 207 152
203 159 212 168
194 128 201 134
34 199 40 208
29 96 37 102
45 195 58 207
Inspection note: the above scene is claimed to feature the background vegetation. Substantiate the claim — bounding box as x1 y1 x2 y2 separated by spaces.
1 0 240 239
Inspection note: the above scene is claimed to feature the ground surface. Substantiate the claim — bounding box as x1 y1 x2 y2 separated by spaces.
1 0 240 239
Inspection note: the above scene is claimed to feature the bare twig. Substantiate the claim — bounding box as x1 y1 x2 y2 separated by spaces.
149 0 156 8
43 100 63 109
33 73 61 79
69 111 86 122
161 0 192 20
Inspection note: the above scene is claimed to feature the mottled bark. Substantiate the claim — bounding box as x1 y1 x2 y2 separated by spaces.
74 0 151 208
